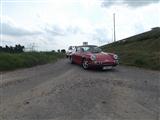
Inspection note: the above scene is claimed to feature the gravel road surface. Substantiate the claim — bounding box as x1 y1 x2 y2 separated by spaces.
0 59 160 120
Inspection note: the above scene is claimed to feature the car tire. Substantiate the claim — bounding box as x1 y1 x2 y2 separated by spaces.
82 59 89 70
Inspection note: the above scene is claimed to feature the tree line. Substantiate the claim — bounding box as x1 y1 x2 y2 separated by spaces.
57 49 66 54
0 44 67 53
0 44 25 53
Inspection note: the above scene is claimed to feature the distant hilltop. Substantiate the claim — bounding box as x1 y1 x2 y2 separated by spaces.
117 27 160 44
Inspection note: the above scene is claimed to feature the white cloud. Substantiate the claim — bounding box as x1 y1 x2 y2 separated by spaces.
102 2 160 39
101 0 159 8
0 16 42 36
1 0 160 51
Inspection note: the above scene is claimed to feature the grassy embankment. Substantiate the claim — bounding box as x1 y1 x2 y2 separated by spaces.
101 28 160 70
0 52 64 71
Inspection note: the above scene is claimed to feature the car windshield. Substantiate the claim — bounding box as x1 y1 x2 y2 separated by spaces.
68 46 73 50
81 46 102 53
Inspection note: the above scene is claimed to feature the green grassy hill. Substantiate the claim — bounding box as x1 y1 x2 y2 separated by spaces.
101 27 160 70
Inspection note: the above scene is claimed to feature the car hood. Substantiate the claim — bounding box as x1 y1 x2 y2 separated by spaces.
94 52 114 61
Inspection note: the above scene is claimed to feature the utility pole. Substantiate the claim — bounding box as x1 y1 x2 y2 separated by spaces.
113 13 116 42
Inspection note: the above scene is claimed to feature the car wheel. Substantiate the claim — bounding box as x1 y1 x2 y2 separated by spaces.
82 59 89 69
70 56 74 64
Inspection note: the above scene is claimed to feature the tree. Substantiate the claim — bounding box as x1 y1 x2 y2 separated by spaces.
61 49 66 54
14 44 24 53
57 49 60 53
52 50 56 53
0 44 25 53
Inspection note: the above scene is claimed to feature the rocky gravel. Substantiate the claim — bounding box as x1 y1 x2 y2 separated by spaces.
0 59 159 120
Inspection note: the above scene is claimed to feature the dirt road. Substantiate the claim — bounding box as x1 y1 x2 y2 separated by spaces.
0 59 159 120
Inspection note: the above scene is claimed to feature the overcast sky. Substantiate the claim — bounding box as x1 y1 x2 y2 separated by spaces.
0 0 160 51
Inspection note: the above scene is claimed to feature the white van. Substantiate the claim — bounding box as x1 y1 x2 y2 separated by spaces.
66 46 76 58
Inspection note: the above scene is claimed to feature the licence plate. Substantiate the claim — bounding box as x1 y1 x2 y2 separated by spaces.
103 66 113 70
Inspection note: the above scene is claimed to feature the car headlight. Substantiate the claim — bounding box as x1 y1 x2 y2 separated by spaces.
113 54 118 59
90 55 96 61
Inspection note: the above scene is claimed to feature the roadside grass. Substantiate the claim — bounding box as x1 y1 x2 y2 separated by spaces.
101 33 160 70
0 52 64 71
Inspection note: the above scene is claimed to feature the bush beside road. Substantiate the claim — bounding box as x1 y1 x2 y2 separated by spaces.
0 52 64 71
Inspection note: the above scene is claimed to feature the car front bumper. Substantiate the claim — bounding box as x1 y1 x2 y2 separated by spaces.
88 60 119 68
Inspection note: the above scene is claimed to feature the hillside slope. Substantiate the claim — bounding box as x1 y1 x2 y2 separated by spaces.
101 27 160 70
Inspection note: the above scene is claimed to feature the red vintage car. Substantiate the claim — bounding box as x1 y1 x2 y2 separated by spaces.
69 45 118 70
